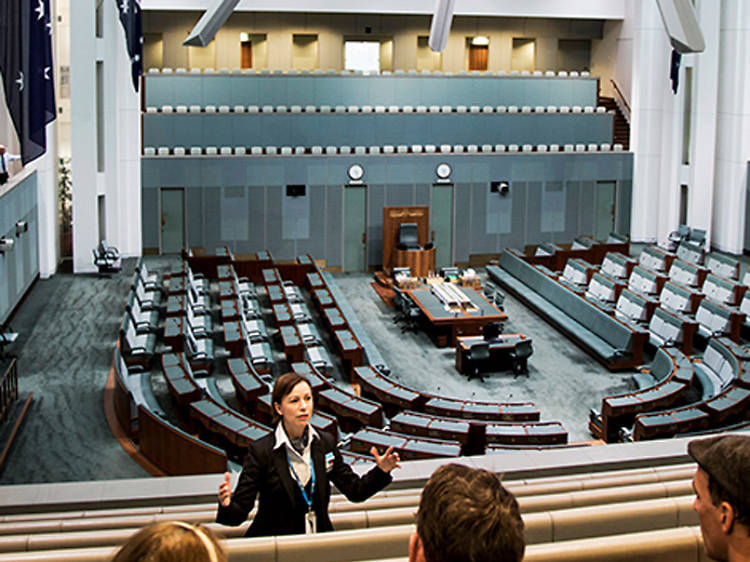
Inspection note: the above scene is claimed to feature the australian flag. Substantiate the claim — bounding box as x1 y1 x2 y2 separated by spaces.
115 0 143 91
0 0 56 165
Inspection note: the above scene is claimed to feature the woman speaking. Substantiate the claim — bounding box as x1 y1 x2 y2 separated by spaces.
216 372 400 536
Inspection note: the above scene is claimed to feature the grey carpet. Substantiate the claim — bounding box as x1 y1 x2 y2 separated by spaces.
332 272 633 442
3 246 749 484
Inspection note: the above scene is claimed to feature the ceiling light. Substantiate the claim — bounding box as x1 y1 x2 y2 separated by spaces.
471 36 489 46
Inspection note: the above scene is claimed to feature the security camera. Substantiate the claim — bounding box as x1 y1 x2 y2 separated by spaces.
0 237 15 254
498 182 510 196
15 221 27 236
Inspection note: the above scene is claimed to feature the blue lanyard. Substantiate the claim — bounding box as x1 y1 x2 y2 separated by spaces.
286 449 316 511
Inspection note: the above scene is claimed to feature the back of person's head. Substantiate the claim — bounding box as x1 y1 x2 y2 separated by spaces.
112 521 226 562
415 463 524 562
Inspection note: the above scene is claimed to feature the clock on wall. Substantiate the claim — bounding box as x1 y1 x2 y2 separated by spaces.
348 163 364 181
436 163 451 179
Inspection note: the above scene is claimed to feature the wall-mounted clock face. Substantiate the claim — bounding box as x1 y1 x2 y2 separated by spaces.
437 163 451 179
348 164 364 181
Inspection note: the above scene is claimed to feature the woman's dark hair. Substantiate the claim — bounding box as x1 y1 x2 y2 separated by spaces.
271 373 312 424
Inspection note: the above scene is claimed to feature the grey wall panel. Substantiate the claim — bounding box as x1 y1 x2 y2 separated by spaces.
559 180 580 243
186 187 204 248
452 182 472 263
325 184 343 267
469 182 496 254
141 187 159 249
618 179 632 235
202 186 223 251
523 182 545 247
367 184 385 267
231 75 258 106
296 184 328 258
248 185 266 252
579 180 596 236
142 152 634 267
159 159 188 187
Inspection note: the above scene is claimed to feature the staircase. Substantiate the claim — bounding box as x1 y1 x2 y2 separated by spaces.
598 96 630 150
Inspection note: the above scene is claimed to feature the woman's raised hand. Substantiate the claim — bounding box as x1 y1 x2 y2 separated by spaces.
218 472 232 507
371 445 401 473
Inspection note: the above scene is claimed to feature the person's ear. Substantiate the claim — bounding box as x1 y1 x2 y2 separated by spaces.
274 402 282 416
720 502 736 534
409 533 425 562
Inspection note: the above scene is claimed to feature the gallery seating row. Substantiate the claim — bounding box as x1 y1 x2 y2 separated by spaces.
120 268 164 368
524 234 630 272
590 347 694 442
111 346 228 475
146 104 609 114
143 69 598 110
146 67 594 77
0 494 701 560
143 142 624 157
630 337 750 440
488 250 647 370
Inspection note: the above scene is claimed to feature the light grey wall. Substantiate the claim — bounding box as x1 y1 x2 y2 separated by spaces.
142 152 633 268
0 172 40 325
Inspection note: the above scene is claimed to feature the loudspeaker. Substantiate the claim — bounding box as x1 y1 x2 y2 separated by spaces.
656 0 705 53
183 0 240 47
428 0 455 52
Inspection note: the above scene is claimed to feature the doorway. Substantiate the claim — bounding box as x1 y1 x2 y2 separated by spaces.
160 187 185 254
430 183 454 269
594 181 616 240
343 185 367 271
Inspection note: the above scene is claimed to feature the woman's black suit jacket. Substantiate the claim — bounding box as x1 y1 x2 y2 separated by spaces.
216 429 392 537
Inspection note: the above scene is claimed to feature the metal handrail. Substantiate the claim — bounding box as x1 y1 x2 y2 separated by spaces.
610 79 631 122
0 358 18 425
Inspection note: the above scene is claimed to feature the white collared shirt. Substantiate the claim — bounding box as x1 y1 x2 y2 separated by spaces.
273 422 319 486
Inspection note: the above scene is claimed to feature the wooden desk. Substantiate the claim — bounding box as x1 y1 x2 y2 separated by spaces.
455 334 532 375
222 321 244 358
279 325 304 363
163 316 185 351
166 293 187 317
405 285 507 347
393 247 435 278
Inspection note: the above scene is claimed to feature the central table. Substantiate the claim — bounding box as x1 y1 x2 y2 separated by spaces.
404 285 507 347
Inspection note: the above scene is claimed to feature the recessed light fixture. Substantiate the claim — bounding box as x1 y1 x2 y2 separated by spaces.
471 36 489 46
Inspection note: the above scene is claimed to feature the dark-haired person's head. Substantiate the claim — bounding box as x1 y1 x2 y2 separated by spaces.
688 434 750 562
410 463 525 562
112 521 226 562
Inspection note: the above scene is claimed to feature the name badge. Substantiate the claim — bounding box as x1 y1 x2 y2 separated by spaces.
305 510 317 534
325 452 335 472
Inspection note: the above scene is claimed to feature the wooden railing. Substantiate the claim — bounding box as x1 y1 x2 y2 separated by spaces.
611 79 631 123
0 358 18 425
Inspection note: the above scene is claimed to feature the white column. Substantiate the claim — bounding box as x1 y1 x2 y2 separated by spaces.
70 0 142 273
35 123 60 278
711 0 750 253
104 0 142 258
70 0 98 273
684 0 720 249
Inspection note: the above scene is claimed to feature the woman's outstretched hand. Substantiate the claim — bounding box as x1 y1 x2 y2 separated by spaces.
218 472 232 507
371 445 401 473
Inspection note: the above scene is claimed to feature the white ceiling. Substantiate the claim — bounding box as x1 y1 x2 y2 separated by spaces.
141 0 625 19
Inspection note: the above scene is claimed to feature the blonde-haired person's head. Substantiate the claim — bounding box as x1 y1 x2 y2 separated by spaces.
113 521 226 562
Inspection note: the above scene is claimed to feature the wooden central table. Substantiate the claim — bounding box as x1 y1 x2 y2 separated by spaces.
404 285 507 347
